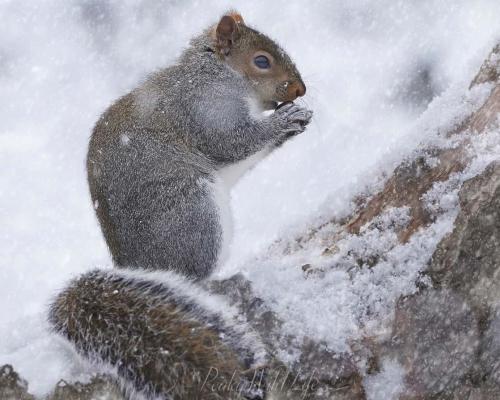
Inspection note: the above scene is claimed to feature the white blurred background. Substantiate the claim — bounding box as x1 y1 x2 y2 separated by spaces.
1 0 499 395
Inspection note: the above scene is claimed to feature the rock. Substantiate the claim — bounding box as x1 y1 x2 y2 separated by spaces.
207 274 364 399
391 289 479 398
0 365 34 400
381 161 500 399
204 132 500 400
429 161 500 322
0 364 124 400
479 308 500 387
470 44 500 89
46 376 123 400
205 273 285 351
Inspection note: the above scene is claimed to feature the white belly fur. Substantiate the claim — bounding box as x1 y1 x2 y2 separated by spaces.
212 147 272 267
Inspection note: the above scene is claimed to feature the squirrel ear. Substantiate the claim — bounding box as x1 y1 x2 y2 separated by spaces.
227 11 245 25
215 14 243 56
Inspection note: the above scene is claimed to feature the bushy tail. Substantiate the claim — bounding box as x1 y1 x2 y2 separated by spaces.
49 269 267 400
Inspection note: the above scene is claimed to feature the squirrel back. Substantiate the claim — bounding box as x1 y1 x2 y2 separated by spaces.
50 11 312 399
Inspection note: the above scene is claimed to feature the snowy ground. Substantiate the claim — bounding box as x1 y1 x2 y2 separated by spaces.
1 0 500 397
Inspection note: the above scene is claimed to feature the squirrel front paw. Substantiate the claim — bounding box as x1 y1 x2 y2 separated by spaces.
273 102 313 139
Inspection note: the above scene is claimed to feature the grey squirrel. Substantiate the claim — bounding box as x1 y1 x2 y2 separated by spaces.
49 11 312 400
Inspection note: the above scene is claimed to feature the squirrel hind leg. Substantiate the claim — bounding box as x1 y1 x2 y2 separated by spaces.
99 166 222 279
49 269 267 399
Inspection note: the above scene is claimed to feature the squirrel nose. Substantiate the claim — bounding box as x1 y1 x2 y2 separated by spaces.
286 80 306 100
295 80 306 97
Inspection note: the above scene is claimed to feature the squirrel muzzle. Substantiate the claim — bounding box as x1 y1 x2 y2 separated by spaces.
282 79 306 102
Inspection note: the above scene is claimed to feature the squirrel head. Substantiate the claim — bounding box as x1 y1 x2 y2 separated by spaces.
211 12 306 110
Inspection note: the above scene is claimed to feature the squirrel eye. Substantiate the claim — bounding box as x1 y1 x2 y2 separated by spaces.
254 55 271 69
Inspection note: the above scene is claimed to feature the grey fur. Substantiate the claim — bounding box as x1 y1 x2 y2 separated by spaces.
87 24 312 278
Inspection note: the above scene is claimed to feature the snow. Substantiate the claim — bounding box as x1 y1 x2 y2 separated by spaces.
363 359 405 400
242 119 500 356
1 0 500 397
